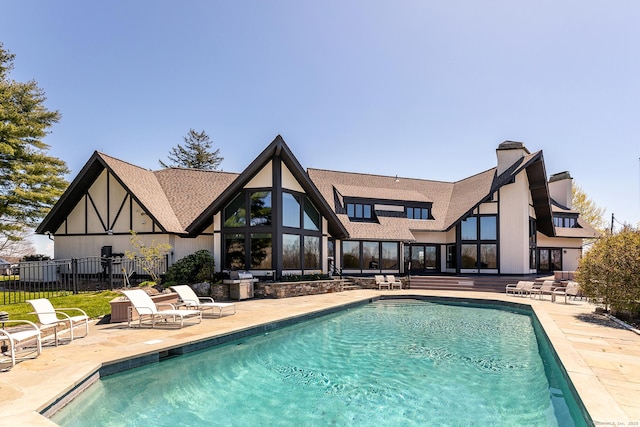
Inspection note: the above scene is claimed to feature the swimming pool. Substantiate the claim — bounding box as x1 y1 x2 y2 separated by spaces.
51 298 589 426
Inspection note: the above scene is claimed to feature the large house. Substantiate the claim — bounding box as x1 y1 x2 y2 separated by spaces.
36 136 598 279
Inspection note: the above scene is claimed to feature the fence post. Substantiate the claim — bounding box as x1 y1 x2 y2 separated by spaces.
107 258 114 290
72 258 78 294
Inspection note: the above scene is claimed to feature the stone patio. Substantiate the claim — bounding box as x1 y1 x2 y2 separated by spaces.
0 289 638 425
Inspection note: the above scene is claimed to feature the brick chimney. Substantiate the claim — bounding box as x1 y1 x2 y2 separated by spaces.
548 171 573 209
496 141 530 176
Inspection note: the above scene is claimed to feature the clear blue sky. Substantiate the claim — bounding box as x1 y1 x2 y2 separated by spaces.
3 1 640 255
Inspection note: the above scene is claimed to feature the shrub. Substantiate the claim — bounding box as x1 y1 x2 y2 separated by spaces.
164 250 216 285
576 226 640 316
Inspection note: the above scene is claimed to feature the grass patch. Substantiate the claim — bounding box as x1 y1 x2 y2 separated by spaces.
0 291 121 323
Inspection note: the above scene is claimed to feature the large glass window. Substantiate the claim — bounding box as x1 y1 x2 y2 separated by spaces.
303 200 320 231
250 191 272 226
224 194 246 227
304 236 320 269
282 234 301 269
250 233 272 269
480 244 497 269
480 216 497 240
282 192 301 228
342 241 360 269
381 242 399 269
461 244 477 268
224 233 245 269
362 242 380 269
461 217 477 240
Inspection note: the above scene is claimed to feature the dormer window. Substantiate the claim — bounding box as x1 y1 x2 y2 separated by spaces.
553 214 579 228
407 207 430 220
347 202 373 221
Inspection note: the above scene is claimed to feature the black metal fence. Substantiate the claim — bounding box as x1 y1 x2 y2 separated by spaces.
0 256 168 305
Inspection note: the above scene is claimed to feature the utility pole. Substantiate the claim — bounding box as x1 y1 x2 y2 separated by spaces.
611 213 614 235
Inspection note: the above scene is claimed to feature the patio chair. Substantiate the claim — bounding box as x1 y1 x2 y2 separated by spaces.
505 281 527 295
122 289 202 328
170 285 236 318
385 275 403 290
0 320 42 368
375 275 390 290
552 281 581 304
27 298 89 346
530 280 556 300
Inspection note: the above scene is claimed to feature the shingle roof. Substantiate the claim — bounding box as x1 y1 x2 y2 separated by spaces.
154 168 239 230
308 167 497 240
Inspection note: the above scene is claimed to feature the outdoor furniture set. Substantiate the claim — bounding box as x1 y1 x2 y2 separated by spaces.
1 285 236 369
505 279 584 303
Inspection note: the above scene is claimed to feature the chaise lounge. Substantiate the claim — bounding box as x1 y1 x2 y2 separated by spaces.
0 320 42 368
170 285 236 318
122 289 202 328
27 298 89 346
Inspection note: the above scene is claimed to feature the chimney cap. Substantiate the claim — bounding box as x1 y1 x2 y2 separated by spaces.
497 140 529 153
549 171 572 182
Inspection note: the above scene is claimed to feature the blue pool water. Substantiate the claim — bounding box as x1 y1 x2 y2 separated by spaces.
52 299 589 426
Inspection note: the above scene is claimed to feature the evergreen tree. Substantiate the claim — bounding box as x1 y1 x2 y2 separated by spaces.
0 42 69 243
159 129 223 170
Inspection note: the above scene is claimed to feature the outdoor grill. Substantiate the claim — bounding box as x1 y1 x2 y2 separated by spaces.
224 271 255 300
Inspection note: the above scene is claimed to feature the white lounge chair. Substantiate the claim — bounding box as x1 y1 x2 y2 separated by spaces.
170 285 236 318
122 289 202 328
530 280 556 300
27 298 89 346
505 281 529 295
0 320 42 368
375 275 390 290
385 275 402 290
552 281 581 303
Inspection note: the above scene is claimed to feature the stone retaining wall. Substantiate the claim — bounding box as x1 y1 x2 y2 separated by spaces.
254 279 348 299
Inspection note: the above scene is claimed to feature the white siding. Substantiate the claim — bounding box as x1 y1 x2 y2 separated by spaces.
498 172 531 274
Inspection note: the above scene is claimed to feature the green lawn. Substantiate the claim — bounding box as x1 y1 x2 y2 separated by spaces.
0 291 120 323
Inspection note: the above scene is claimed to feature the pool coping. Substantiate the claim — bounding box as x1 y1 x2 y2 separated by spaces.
0 289 637 425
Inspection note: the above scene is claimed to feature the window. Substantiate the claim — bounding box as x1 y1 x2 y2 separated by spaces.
407 207 430 220
346 202 373 220
480 244 497 269
224 233 245 269
480 216 497 240
250 191 271 226
282 192 301 228
224 194 246 227
342 241 360 269
461 244 477 268
461 217 477 240
304 236 320 269
250 233 272 269
554 215 578 228
381 242 399 269
459 214 498 270
529 217 537 269
303 200 320 231
282 234 301 269
362 242 380 269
